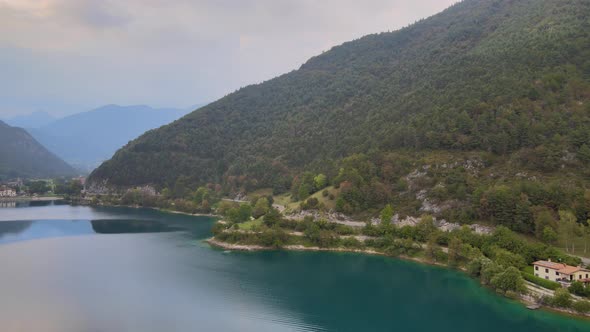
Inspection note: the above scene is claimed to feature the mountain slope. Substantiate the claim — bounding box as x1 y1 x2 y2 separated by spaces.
0 121 76 180
90 0 590 192
29 105 195 172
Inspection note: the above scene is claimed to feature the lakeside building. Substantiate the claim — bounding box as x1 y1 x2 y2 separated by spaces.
0 187 17 197
533 260 590 283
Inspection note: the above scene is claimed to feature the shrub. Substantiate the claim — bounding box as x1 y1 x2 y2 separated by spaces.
493 248 526 269
522 273 561 290
334 224 355 235
211 222 227 236
490 266 527 293
550 288 573 308
480 260 503 285
568 281 588 297
259 227 288 248
342 237 363 248
466 257 486 277
306 197 319 209
573 300 590 314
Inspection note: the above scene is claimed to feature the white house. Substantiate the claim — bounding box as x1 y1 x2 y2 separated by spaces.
0 187 17 197
533 259 590 283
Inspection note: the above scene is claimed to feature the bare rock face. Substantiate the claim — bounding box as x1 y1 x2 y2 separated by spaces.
391 214 493 235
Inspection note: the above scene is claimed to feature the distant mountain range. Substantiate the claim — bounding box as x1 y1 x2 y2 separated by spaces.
4 111 56 129
0 120 76 180
22 104 201 172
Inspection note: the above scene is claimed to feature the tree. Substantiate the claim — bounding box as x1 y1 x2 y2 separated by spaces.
238 204 253 222
467 257 487 277
480 260 503 285
253 197 270 218
416 215 437 242
314 174 327 190
493 248 526 269
193 187 209 204
578 144 590 163
551 288 573 308
27 181 50 195
173 176 190 198
259 227 287 248
542 226 558 244
380 204 393 225
559 210 578 253
573 300 590 314
568 281 587 297
425 234 443 262
298 183 312 201
448 237 463 267
68 180 83 195
535 209 557 240
263 207 281 227
490 266 526 293
201 200 211 213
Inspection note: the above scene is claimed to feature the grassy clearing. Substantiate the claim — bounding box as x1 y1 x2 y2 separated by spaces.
238 218 263 231
273 186 340 212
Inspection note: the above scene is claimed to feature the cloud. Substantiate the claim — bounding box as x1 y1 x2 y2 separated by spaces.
0 0 456 117
58 1 132 29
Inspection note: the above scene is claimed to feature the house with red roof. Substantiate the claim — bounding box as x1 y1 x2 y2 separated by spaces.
533 259 590 283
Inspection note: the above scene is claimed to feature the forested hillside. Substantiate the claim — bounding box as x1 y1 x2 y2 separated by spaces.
90 0 590 236
0 121 76 180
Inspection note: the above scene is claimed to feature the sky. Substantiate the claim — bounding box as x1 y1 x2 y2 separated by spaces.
0 0 457 117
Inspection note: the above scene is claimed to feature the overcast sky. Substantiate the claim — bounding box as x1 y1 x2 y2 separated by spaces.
0 0 456 117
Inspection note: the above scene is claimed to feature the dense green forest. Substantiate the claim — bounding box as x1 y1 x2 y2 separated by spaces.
90 0 590 239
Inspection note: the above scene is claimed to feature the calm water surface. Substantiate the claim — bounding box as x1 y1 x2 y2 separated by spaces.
1 201 589 332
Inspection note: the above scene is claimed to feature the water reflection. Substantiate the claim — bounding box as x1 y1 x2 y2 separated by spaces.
0 220 33 236
91 219 182 234
0 201 16 208
0 219 184 245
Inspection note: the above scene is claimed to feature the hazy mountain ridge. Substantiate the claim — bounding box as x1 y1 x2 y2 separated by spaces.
3 111 56 129
0 120 76 180
29 104 199 172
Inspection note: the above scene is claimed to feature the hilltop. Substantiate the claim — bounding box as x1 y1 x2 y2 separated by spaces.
0 121 76 180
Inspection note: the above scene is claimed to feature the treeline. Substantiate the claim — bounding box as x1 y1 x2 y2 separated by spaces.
117 183 223 214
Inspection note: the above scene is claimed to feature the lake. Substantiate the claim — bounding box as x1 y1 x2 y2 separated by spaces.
1 201 589 331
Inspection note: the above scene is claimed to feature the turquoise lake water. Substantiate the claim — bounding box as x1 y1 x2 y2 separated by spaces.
0 201 589 331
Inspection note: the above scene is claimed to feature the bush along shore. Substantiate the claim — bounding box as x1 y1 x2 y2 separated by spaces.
209 207 590 319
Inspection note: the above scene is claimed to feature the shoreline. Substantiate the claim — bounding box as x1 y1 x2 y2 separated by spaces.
72 199 221 218
206 237 454 268
205 237 590 320
0 196 63 202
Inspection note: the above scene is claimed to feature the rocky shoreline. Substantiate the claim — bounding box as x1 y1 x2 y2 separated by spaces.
0 196 63 202
206 236 590 320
